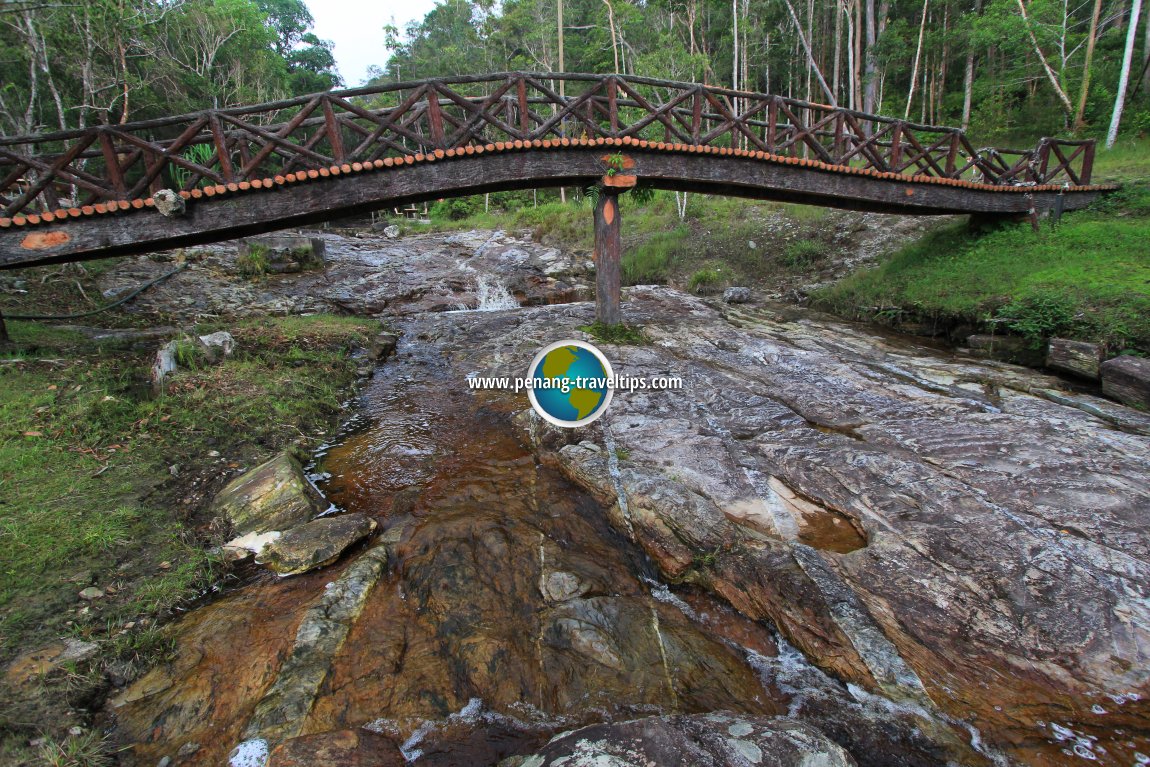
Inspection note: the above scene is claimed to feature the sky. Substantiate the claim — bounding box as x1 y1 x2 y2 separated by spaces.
308 0 440 87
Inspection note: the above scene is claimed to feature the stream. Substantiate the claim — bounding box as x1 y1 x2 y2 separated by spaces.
104 232 1150 767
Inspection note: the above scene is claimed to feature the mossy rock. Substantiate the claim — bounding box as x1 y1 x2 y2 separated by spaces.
211 452 325 536
258 514 377 576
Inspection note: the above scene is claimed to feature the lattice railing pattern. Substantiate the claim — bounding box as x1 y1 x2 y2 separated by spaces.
0 73 1098 219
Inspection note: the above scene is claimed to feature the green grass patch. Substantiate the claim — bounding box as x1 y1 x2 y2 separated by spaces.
813 185 1150 352
579 321 648 345
0 313 374 670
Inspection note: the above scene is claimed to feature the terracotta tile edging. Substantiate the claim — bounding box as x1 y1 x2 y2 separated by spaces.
0 142 1116 229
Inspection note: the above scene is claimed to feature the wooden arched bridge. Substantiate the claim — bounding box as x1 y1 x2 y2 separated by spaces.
0 72 1115 319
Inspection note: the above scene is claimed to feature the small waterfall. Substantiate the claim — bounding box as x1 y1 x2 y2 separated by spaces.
474 274 519 311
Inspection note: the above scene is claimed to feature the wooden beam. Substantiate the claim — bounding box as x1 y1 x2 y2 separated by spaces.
0 148 1112 270
594 188 623 325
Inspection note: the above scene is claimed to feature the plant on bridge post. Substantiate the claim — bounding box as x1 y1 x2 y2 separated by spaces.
605 152 626 177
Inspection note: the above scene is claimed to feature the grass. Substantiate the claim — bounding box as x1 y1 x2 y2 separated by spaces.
0 312 375 759
813 184 1150 353
579 321 648 345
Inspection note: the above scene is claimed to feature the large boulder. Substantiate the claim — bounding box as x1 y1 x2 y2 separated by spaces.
1046 337 1102 379
505 713 856 767
1101 354 1150 409
257 514 377 576
212 453 325 536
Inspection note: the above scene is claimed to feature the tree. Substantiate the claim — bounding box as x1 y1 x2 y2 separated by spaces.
1108 0 1144 146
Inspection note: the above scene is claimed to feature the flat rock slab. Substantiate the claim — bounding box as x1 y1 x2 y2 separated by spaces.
514 713 855 766
429 286 1150 764
212 452 324 536
1102 354 1150 408
258 513 377 576
1046 337 1102 379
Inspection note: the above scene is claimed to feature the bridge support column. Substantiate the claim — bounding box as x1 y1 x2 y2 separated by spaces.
593 188 623 326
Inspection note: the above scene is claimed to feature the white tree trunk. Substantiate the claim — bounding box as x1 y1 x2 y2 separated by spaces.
1108 0 1144 147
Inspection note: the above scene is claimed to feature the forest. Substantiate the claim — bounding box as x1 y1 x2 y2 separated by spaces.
1 0 1148 145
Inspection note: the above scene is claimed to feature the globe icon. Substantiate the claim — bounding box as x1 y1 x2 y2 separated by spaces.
527 340 614 427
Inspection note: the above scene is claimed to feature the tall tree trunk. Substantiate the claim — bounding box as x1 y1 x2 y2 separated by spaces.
961 0 983 130
833 0 843 103
781 0 839 104
1015 0 1076 118
1108 0 1144 147
864 0 877 113
905 0 930 119
1074 0 1104 130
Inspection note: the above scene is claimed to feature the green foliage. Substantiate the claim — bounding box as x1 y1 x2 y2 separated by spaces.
999 290 1080 348
688 267 724 293
237 244 270 278
623 226 688 284
0 314 374 666
605 153 625 176
37 730 113 767
813 185 1150 352
782 240 826 269
579 321 648 345
431 196 482 220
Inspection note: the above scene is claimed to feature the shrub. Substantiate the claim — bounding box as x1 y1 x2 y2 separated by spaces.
688 267 723 293
781 239 826 269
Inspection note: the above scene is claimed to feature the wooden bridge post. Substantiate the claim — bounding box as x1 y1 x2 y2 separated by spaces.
593 188 623 326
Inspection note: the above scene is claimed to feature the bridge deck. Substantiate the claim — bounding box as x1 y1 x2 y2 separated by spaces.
0 73 1116 269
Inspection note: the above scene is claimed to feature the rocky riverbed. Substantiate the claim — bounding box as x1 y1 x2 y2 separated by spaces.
96 231 1149 767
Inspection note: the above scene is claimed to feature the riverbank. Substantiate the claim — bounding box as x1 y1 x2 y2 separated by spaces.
0 308 376 764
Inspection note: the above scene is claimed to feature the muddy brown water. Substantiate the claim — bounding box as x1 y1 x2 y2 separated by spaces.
109 313 1140 767
112 332 801 765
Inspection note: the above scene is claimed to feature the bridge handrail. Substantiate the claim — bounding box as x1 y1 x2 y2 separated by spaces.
0 72 1098 220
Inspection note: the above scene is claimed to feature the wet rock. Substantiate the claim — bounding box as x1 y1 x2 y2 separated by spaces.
257 514 377 576
1046 337 1102 380
445 287 1149 764
1101 354 1150 408
4 639 99 685
245 539 394 741
222 530 281 559
211 452 325 536
513 713 855 766
369 331 398 360
723 286 752 304
965 333 1039 364
268 729 404 766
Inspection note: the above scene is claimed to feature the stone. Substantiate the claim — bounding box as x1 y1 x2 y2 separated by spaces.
176 742 201 758
369 332 398 360
78 587 104 600
4 638 100 685
240 236 325 274
1046 338 1102 379
151 340 179 390
383 225 400 239
198 331 236 362
515 713 856 766
211 452 325 536
152 189 185 218
268 730 405 767
257 514 377 576
723 286 752 304
1101 354 1150 409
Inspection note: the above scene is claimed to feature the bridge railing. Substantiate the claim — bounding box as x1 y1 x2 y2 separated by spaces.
0 73 1097 221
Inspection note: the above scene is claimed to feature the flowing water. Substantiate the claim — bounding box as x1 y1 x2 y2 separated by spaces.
109 296 1144 766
